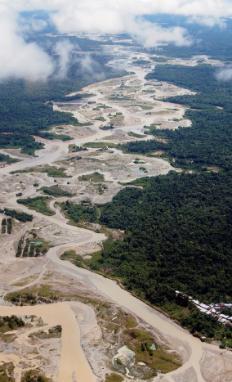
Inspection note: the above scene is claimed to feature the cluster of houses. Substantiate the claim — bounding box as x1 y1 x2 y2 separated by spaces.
175 290 232 326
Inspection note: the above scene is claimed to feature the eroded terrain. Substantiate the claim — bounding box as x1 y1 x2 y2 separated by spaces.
0 43 231 382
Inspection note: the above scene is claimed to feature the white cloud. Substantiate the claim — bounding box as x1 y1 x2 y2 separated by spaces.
48 1 190 47
27 18 49 32
216 67 232 82
77 53 105 82
1 0 232 81
54 40 73 78
40 0 232 30
0 3 54 81
127 18 191 48
188 16 227 28
21 0 232 48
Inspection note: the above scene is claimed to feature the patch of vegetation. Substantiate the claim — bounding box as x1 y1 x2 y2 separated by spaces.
95 116 106 122
100 123 114 131
128 132 145 139
93 104 109 110
16 231 49 258
0 316 25 333
0 208 33 222
38 132 72 141
79 172 105 183
61 250 86 268
219 331 232 349
1 218 13 234
13 165 68 178
6 285 60 305
98 305 180 378
21 370 51 382
139 167 148 173
105 374 123 382
96 183 108 195
124 328 181 376
119 178 150 188
0 363 14 382
144 123 160 135
221 307 232 316
39 166 68 178
41 185 73 197
61 201 99 224
0 154 18 164
84 142 117 150
133 158 145 164
120 140 165 156
17 197 54 216
29 325 62 340
135 103 154 111
92 298 180 378
85 249 104 269
68 144 87 153
74 120 93 127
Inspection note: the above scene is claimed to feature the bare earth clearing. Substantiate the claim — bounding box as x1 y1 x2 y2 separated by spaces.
0 43 231 382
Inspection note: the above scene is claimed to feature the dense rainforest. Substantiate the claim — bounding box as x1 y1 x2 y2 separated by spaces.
123 64 232 171
0 80 77 155
98 172 232 304
63 171 232 343
64 171 232 304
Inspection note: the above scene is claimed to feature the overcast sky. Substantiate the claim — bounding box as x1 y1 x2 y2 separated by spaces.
1 0 232 81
